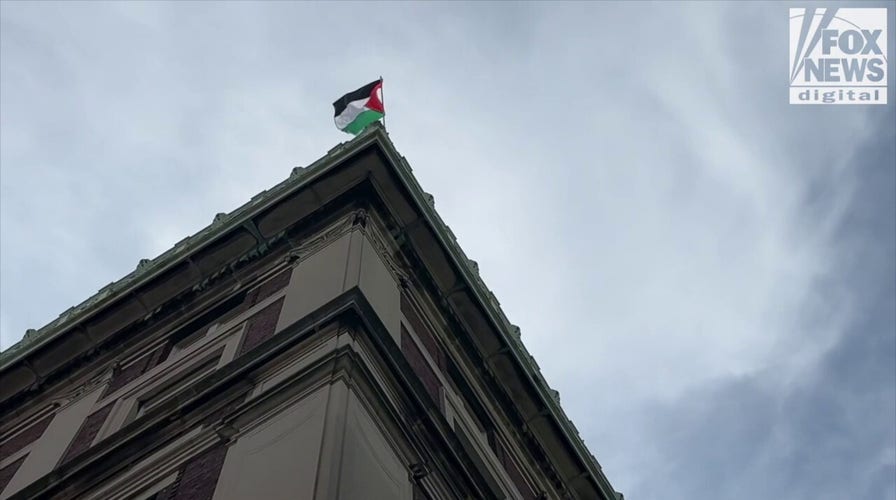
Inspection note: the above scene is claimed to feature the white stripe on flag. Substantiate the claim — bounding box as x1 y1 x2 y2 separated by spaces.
334 97 370 129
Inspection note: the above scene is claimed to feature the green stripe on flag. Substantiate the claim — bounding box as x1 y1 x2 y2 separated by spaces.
343 109 384 135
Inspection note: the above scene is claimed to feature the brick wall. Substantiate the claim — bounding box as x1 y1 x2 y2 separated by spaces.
401 325 443 407
0 413 53 462
0 455 27 493
59 404 113 465
242 268 291 310
237 298 285 356
489 433 537 500
401 294 447 371
104 342 172 397
166 444 228 500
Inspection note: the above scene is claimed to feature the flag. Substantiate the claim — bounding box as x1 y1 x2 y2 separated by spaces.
333 79 385 135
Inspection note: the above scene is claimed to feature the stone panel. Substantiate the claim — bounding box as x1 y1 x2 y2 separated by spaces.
0 456 25 495
337 390 411 500
358 235 401 344
2 387 103 499
276 232 352 332
212 387 328 500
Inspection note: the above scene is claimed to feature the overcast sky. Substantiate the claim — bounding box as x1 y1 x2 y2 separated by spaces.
1 2 894 499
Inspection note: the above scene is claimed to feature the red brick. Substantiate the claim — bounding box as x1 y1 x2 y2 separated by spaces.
489 434 536 500
0 454 27 493
401 294 447 370
504 454 537 500
237 298 284 356
145 342 173 370
0 414 53 462
149 481 176 500
254 268 291 304
169 444 228 500
240 268 291 313
103 342 173 398
59 404 113 465
401 325 442 407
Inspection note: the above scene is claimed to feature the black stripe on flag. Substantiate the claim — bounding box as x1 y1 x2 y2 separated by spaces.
333 79 382 117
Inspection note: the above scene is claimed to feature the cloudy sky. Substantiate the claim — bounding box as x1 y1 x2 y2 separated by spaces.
1 2 894 499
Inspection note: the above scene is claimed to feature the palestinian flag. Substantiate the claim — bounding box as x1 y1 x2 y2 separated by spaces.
333 79 385 135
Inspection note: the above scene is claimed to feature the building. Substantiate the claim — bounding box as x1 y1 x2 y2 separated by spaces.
0 124 621 500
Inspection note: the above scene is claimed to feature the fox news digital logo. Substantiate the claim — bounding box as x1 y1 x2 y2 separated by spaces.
789 7 888 104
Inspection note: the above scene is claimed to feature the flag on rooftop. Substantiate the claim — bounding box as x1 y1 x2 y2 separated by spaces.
333 79 385 135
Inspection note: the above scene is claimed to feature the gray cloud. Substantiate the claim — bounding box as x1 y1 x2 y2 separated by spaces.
1 2 893 499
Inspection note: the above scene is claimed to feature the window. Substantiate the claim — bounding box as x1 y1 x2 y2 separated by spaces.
133 354 221 419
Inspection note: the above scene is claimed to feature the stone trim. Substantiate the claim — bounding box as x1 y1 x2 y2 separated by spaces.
0 456 26 494
58 404 113 466
13 290 502 500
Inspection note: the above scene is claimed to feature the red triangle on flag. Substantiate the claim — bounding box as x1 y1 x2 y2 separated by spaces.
366 81 384 113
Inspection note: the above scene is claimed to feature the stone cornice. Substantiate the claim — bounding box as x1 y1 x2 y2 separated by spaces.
0 125 383 368
0 122 620 499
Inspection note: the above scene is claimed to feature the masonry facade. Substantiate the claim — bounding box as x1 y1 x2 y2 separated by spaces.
0 125 622 500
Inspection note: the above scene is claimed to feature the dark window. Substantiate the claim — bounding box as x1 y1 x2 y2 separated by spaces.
135 354 221 418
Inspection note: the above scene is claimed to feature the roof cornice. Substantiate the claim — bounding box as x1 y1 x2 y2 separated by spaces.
0 122 619 498
0 126 382 369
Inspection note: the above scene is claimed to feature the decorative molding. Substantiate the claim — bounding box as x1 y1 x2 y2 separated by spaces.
49 367 111 410
284 212 356 265
213 423 237 443
80 428 218 500
467 259 479 274
356 209 411 286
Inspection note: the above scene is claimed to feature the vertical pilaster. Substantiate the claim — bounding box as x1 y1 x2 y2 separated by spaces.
312 380 350 500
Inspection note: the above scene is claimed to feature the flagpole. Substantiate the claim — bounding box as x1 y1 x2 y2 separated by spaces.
379 75 386 131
